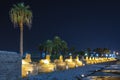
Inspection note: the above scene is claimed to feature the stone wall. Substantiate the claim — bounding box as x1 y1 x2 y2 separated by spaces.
0 51 21 80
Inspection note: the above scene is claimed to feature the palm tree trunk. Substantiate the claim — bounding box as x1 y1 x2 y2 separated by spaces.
20 26 23 56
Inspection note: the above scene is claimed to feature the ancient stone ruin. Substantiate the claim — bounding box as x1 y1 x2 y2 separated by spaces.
0 51 21 80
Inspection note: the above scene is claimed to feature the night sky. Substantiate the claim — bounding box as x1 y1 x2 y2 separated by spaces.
0 0 120 53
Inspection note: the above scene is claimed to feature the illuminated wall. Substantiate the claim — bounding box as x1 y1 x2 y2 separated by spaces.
0 51 21 80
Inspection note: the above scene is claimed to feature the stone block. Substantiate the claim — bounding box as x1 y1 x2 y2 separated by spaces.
0 51 21 80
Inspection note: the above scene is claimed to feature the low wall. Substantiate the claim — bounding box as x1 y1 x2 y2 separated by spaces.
0 51 21 80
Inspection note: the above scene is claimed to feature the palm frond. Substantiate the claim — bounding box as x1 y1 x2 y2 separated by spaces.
9 2 32 28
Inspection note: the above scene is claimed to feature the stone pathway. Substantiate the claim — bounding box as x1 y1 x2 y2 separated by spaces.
83 61 120 80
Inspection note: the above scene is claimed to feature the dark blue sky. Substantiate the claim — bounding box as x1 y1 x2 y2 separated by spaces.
0 0 120 53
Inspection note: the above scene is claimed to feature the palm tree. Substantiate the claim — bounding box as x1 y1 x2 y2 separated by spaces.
38 44 44 52
61 40 68 55
53 36 62 55
103 48 110 54
9 3 32 56
45 40 53 55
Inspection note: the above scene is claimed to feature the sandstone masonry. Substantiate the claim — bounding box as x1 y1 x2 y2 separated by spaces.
0 51 21 80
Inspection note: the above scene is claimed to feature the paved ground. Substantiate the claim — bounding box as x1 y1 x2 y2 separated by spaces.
83 61 120 80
